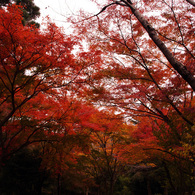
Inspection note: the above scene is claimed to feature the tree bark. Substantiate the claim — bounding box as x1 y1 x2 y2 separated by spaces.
96 1 195 90
121 0 195 91
185 0 195 6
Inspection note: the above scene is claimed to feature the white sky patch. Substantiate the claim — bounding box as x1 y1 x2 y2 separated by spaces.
34 0 100 29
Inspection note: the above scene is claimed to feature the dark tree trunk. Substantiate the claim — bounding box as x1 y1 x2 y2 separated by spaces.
123 0 195 91
185 0 195 6
57 174 61 195
147 179 152 195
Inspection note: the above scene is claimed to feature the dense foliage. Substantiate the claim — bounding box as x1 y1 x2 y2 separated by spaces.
0 0 40 27
0 1 194 194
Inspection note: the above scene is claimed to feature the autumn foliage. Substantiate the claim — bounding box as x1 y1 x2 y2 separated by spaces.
0 4 76 162
68 0 195 193
0 1 195 194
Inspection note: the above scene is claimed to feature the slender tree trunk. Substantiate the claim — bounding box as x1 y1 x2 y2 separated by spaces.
109 178 114 195
85 187 89 195
185 0 195 6
57 174 61 195
147 179 152 195
37 170 47 195
162 161 177 195
0 126 5 168
121 0 195 91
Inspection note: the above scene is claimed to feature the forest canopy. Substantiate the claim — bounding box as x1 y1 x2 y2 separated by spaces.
0 1 194 194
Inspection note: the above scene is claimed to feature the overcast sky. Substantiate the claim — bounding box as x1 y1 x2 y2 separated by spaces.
34 0 100 29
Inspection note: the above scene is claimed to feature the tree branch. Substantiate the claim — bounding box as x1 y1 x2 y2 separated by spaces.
95 0 195 91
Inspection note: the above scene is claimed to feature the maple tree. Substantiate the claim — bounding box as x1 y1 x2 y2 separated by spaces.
0 0 40 27
0 1 194 194
89 0 195 91
0 4 90 165
35 100 133 194
69 0 195 193
71 109 132 195
0 6 135 194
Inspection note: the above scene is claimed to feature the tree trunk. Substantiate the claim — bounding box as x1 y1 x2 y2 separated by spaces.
57 174 61 195
109 178 114 195
122 0 195 91
185 0 195 6
85 187 89 195
147 179 152 195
